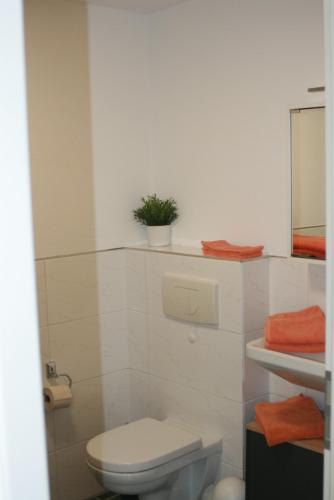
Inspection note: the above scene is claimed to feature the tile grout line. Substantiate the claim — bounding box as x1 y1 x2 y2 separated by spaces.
36 247 124 262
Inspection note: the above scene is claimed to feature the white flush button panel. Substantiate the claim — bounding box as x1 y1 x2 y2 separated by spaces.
162 273 218 325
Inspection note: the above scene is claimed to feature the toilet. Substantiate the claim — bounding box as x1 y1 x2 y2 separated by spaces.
86 417 222 500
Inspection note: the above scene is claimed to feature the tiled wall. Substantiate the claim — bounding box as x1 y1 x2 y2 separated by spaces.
36 250 130 500
36 249 326 499
125 249 269 479
269 257 326 408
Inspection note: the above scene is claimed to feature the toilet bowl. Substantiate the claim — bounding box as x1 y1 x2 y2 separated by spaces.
86 417 222 500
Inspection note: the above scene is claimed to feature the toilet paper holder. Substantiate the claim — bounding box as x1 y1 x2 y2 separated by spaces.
46 361 72 388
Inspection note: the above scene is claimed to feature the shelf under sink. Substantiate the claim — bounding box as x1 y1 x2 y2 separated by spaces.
246 337 325 392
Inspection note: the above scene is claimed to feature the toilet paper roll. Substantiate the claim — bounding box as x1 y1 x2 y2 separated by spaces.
43 384 72 412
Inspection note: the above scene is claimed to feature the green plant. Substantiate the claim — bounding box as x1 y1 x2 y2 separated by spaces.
133 194 178 226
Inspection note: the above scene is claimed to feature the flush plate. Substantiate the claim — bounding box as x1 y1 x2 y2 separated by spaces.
162 273 218 325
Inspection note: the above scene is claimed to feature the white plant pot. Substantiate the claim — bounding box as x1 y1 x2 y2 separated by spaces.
147 225 171 247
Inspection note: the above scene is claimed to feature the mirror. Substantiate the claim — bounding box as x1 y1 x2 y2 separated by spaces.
291 106 326 260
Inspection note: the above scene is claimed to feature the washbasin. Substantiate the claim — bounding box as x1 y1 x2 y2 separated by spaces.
246 337 325 391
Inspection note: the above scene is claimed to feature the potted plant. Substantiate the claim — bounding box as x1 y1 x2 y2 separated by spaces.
133 194 178 246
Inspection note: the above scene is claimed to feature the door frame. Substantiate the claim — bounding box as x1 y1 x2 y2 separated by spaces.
324 0 334 498
0 1 49 498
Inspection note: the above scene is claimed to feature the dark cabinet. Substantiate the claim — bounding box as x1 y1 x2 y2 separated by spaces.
246 424 323 500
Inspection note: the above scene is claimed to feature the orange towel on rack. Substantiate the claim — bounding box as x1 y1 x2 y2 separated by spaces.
255 395 324 446
265 305 325 353
201 240 264 259
293 234 326 259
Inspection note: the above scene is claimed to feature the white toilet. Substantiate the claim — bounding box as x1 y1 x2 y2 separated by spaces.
86 417 222 500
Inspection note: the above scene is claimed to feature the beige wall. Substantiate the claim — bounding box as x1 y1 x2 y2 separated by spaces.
25 0 96 259
25 2 134 499
292 107 325 234
36 250 130 500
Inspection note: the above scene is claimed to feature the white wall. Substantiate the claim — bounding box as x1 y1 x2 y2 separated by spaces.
88 4 152 250
148 0 324 255
126 248 269 479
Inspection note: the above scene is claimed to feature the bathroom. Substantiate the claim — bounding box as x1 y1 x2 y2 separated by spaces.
0 0 331 499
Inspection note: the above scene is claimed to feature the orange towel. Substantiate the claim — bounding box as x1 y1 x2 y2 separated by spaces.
293 234 326 259
201 240 264 260
265 305 325 353
255 394 324 446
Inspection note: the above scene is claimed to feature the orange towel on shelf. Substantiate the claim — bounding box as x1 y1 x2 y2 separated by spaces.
201 240 264 260
293 234 326 259
265 305 325 353
255 395 324 447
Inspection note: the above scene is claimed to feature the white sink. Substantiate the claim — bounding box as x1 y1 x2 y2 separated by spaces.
246 337 325 392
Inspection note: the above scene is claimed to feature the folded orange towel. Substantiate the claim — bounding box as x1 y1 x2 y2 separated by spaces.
201 240 264 260
293 234 326 259
255 394 324 446
265 305 325 352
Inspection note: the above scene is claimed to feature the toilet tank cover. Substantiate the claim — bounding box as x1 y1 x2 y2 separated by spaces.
86 418 202 473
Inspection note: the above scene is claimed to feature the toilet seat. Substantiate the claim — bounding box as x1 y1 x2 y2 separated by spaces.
86 418 202 474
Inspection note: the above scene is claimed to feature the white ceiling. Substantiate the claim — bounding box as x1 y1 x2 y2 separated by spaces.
86 0 191 14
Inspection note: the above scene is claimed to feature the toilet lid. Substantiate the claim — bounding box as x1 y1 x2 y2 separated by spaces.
86 418 202 473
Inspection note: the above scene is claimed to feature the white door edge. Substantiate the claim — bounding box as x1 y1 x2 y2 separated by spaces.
324 0 334 498
0 1 49 499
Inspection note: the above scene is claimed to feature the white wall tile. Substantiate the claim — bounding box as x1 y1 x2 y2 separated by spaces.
54 377 104 449
45 412 56 453
55 441 104 500
269 393 288 402
269 388 325 411
269 257 308 314
126 249 147 313
243 331 269 401
40 326 50 375
146 252 244 333
244 396 269 425
305 388 325 410
102 370 131 430
46 250 125 325
270 373 325 402
48 452 58 500
49 311 128 382
269 373 303 400
129 369 150 422
219 462 244 481
36 260 48 327
149 315 244 401
54 370 130 449
149 375 243 469
128 310 149 372
46 254 98 325
97 249 126 313
308 263 326 310
243 259 269 332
